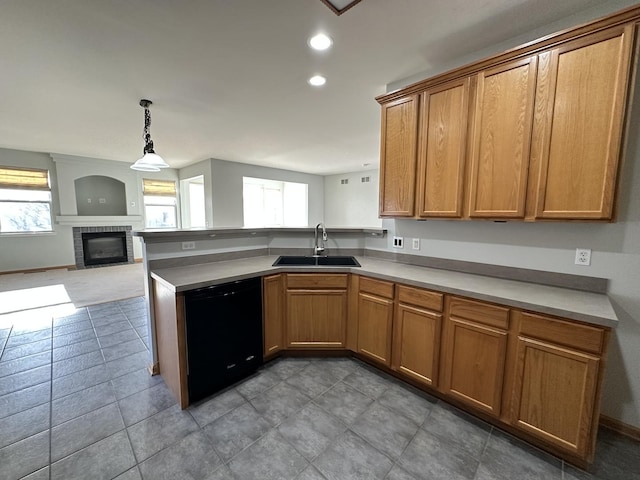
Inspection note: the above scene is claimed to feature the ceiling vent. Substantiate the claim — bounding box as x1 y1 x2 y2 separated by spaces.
320 0 363 16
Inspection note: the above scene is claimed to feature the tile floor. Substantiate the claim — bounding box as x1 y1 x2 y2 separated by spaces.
0 297 638 480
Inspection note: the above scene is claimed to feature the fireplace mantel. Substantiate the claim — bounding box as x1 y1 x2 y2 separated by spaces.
56 215 143 226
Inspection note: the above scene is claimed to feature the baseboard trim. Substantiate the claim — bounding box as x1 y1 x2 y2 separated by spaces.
0 264 76 275
148 362 160 376
600 414 640 441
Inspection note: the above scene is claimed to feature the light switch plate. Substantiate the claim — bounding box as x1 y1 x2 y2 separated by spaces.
393 236 404 248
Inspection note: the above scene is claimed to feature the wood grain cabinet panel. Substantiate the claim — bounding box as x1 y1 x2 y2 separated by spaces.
441 296 509 417
417 77 471 217
528 26 634 220
469 57 537 218
379 95 419 217
357 292 394 366
508 310 609 462
511 336 600 457
286 289 347 348
285 274 349 349
263 274 284 358
392 302 442 387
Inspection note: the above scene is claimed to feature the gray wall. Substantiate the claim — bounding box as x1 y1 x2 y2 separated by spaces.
0 148 75 272
324 170 382 228
209 158 324 227
75 175 127 216
368 0 640 429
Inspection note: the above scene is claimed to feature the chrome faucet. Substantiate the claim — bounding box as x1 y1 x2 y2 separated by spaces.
313 223 327 256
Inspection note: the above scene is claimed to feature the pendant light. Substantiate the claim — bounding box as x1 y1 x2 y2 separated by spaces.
130 99 169 171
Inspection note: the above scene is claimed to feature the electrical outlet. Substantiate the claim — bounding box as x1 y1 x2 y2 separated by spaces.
575 248 591 266
182 241 196 250
393 236 404 248
412 238 420 250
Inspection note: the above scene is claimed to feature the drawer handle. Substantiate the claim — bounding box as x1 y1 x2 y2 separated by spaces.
226 364 236 369
246 355 255 361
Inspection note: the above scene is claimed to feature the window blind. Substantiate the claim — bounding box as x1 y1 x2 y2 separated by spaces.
143 178 176 196
0 167 50 190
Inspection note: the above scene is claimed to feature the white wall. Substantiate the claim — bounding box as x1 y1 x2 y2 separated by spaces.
324 170 382 228
209 158 324 227
368 0 640 429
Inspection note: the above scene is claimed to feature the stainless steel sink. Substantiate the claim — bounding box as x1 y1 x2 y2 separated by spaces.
272 255 360 267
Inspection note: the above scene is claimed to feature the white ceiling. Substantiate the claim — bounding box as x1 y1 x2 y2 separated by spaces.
0 0 636 175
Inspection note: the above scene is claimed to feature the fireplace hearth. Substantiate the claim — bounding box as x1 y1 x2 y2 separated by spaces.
72 226 134 269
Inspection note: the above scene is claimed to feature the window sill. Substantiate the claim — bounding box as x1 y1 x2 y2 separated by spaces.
0 231 57 237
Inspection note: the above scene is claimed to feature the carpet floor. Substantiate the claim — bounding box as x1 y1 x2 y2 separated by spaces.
0 263 145 314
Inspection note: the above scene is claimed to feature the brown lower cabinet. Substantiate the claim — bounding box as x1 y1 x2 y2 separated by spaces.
391 285 443 387
509 311 608 460
262 273 611 466
356 277 394 366
285 273 348 349
440 296 509 417
263 274 285 357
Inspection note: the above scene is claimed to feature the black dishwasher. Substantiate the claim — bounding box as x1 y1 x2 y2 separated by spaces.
184 277 263 403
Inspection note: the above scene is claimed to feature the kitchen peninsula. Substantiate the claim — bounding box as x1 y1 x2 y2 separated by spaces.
134 227 617 467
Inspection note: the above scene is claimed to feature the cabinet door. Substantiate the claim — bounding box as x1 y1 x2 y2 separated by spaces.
286 289 347 348
441 297 509 417
417 77 471 218
263 274 284 358
392 302 442 387
511 336 600 457
529 26 634 220
379 95 419 217
357 292 394 366
468 57 537 218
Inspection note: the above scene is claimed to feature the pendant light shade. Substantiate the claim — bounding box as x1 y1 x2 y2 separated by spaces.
131 99 169 171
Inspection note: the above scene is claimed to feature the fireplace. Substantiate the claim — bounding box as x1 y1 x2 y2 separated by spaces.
82 232 127 266
72 226 134 269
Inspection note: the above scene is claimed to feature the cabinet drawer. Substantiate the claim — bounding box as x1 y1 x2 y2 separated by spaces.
286 274 348 289
518 311 605 355
397 285 443 312
360 276 394 299
449 296 509 330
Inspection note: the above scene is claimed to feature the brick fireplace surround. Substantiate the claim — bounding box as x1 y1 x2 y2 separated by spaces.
72 226 134 269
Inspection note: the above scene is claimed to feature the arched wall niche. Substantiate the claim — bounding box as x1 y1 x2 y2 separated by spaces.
74 175 127 216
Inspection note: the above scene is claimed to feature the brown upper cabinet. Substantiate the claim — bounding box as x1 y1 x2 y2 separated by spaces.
379 95 419 217
527 25 634 220
416 78 471 218
377 9 638 222
468 56 538 218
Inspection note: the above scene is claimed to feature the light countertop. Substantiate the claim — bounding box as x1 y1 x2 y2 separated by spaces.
150 255 618 328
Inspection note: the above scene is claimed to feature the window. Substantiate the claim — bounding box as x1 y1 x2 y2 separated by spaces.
143 179 177 228
0 167 53 233
243 177 308 227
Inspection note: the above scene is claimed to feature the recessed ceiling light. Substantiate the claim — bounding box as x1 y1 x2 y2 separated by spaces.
309 33 333 51
309 75 327 86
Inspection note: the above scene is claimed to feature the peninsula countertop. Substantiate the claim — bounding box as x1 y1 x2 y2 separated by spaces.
150 255 618 328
